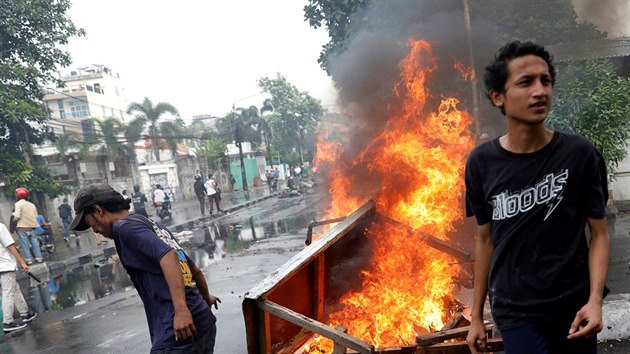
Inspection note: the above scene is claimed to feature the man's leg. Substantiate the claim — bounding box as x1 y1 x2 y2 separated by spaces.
27 231 43 262
207 194 214 214
501 323 549 354
62 218 70 239
1 272 16 324
198 195 205 215
17 230 33 263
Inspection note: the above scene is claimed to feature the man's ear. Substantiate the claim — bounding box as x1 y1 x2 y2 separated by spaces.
489 89 504 109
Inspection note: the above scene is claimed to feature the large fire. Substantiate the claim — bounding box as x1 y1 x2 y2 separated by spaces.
308 39 475 351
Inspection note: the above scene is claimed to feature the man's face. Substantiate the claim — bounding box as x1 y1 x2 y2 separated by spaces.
83 206 113 238
491 54 553 125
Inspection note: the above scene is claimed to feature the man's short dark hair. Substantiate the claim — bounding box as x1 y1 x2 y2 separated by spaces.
484 41 556 111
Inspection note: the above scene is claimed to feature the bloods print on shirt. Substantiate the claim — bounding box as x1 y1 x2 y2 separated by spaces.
490 169 568 222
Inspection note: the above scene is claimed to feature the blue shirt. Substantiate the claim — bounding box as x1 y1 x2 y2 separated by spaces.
35 215 45 235
112 214 215 350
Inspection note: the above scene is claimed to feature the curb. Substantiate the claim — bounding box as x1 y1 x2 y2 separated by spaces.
601 293 630 340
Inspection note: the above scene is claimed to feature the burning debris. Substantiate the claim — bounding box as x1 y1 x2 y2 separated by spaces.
244 37 490 353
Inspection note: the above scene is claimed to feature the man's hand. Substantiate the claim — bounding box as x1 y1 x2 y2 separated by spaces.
20 262 29 273
207 294 221 310
568 300 603 339
466 320 490 354
173 308 196 342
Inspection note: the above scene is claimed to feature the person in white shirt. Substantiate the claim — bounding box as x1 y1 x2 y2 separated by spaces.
153 184 166 204
0 223 37 332
204 174 223 214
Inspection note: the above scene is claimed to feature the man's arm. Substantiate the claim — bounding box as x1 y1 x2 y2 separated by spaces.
568 217 610 339
7 244 29 273
160 249 196 342
191 264 221 310
13 204 22 221
466 223 494 354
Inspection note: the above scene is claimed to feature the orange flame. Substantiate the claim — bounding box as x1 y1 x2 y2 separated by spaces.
308 38 475 352
453 59 475 81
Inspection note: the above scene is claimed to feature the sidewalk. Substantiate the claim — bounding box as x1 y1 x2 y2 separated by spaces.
26 184 280 282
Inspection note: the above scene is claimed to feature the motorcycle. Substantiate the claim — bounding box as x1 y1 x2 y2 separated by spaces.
155 198 172 220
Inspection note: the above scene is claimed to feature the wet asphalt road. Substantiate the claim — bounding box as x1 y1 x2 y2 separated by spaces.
0 194 628 353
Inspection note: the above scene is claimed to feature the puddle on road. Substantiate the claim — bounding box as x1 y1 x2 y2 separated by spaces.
20 210 316 314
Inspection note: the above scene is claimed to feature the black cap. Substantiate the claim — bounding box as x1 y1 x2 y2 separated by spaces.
69 184 123 231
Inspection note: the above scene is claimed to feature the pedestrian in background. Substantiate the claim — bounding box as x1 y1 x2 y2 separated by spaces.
204 174 223 214
131 184 149 217
13 187 43 264
69 184 220 352
465 41 609 354
0 222 38 332
58 198 80 243
194 175 207 216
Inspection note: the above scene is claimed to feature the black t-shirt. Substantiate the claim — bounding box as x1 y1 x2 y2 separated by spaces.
465 131 607 330
131 192 147 212
193 180 206 197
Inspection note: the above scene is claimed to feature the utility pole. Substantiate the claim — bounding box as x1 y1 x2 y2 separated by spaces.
463 0 481 137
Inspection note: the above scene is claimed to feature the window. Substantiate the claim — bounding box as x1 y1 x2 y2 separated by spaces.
94 83 102 94
56 99 67 119
69 100 90 118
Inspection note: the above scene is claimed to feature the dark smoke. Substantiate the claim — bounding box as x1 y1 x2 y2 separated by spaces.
327 1 502 156
573 0 630 38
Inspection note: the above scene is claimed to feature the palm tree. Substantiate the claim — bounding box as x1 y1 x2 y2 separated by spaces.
126 97 178 162
222 106 264 191
124 116 147 160
258 99 275 168
159 118 186 159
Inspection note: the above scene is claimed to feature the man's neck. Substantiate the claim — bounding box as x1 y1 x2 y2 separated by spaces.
499 125 554 153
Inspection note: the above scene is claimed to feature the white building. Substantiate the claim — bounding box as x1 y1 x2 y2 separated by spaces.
43 64 130 137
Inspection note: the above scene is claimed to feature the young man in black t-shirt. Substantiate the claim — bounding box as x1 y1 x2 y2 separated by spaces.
465 41 610 354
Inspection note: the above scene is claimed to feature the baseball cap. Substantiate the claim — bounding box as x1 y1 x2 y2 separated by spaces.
69 184 123 231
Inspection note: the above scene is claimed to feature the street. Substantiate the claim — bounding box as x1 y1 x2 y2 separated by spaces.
0 193 628 353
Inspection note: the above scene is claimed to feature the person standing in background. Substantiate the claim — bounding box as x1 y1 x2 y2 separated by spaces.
13 187 43 264
193 175 207 216
0 222 37 332
131 184 149 218
204 174 223 215
58 198 80 243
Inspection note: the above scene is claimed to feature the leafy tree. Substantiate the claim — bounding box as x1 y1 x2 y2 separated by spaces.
89 117 129 158
124 117 147 159
126 97 178 162
258 74 325 164
547 60 630 181
196 138 226 177
258 99 275 167
0 0 83 198
304 0 604 74
159 118 186 158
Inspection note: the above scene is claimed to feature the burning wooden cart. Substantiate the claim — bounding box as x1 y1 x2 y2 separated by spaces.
242 200 502 353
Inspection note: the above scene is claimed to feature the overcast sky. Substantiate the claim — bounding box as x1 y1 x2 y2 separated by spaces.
66 0 338 121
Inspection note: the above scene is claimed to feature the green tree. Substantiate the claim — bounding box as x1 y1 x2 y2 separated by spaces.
196 138 226 177
258 74 325 164
258 99 275 167
126 97 178 162
0 0 83 198
124 117 148 160
304 0 604 74
547 60 630 181
159 118 186 158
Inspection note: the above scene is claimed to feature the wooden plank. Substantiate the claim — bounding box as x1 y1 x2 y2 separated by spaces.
314 254 325 321
257 299 375 354
244 200 376 300
374 214 470 263
416 338 503 354
333 325 348 354
416 322 493 346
